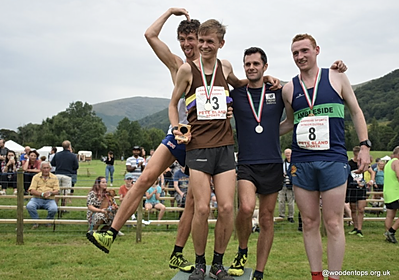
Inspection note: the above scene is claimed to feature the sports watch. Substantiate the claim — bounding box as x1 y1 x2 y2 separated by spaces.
359 139 372 148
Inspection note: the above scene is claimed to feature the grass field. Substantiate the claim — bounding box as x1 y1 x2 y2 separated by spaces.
0 153 398 280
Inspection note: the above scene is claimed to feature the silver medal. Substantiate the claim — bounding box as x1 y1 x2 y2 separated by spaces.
204 102 212 111
255 124 263 134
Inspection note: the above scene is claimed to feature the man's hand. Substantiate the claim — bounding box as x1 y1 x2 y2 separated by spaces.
227 106 233 119
169 8 190 21
263 75 282 90
330 60 347 73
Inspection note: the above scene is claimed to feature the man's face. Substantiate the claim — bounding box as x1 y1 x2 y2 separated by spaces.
179 32 199 60
291 39 319 71
244 53 268 83
41 164 50 175
25 147 30 154
284 150 292 161
132 149 140 157
0 140 4 148
198 31 224 60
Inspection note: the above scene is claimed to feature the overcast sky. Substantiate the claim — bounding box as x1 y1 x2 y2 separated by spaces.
1 0 398 131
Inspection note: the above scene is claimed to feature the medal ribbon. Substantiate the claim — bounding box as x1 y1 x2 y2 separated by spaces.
299 68 322 113
199 55 218 103
246 84 266 124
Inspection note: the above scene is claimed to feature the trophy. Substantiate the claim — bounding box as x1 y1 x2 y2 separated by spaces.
174 123 191 142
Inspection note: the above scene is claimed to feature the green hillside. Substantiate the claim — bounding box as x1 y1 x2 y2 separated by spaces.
92 96 170 132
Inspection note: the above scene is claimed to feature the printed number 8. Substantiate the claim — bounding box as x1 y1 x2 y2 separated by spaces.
309 127 316 140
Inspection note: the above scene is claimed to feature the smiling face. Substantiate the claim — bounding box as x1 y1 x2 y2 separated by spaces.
29 152 38 162
291 38 319 71
198 31 224 60
99 178 107 190
244 52 268 84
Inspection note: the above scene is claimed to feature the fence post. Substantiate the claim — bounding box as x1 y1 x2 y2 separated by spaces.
136 199 143 243
16 169 24 245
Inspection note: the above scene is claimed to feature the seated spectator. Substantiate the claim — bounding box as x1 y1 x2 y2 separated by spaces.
86 176 118 233
119 173 137 204
173 165 189 208
26 161 60 229
23 150 41 194
1 150 20 195
162 166 175 207
145 180 166 221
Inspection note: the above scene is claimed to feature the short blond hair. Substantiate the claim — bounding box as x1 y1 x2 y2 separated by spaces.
292 34 317 48
198 19 226 41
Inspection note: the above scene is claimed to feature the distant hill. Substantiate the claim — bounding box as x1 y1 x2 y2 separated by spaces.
93 70 398 132
92 97 170 132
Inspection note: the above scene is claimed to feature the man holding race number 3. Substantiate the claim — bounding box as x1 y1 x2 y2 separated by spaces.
280 34 370 280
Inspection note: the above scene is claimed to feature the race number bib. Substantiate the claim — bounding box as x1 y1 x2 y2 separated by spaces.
196 86 227 120
296 116 330 150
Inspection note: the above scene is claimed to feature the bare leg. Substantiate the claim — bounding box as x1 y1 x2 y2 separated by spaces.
294 186 322 272
235 180 257 250
256 192 278 272
190 169 212 255
175 186 194 247
320 184 346 277
155 203 166 220
213 170 236 255
111 144 175 230
385 209 398 230
355 200 366 231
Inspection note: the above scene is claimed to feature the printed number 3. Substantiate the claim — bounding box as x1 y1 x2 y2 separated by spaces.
212 96 219 110
309 127 316 140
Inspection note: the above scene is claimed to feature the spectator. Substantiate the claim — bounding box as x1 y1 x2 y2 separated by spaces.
119 173 137 204
371 157 380 170
48 147 57 173
141 147 147 168
278 148 295 223
173 165 189 208
146 149 155 162
19 146 30 162
346 146 374 237
372 160 385 203
0 138 9 164
383 146 399 243
125 146 145 177
104 151 115 186
22 150 41 194
163 166 175 207
87 176 117 232
1 150 20 195
51 140 79 198
145 180 166 221
26 161 60 229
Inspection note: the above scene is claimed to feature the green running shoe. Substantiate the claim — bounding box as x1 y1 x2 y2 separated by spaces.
86 230 114 254
228 252 247 276
348 228 358 235
169 252 195 273
357 230 364 238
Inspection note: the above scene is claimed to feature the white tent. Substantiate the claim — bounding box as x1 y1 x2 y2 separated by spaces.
380 155 391 161
36 146 63 161
78 150 92 161
5 140 24 154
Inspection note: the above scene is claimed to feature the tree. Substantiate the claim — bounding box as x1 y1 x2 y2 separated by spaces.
0 129 20 142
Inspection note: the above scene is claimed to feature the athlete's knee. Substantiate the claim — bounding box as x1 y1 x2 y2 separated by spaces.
237 203 255 218
195 202 210 217
137 170 157 188
258 211 274 227
302 215 320 229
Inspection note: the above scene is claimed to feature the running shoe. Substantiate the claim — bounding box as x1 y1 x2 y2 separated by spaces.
188 263 206 280
357 230 364 238
228 252 247 276
385 231 398 243
210 263 234 280
252 275 263 280
86 230 113 253
169 252 195 272
348 228 358 235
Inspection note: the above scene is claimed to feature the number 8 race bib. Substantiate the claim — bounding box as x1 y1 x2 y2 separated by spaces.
195 86 227 120
296 116 330 150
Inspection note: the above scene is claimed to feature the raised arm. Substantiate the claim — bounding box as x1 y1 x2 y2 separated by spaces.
144 8 188 83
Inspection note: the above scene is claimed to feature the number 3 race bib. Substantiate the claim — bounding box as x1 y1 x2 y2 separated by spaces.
195 86 227 120
296 116 330 150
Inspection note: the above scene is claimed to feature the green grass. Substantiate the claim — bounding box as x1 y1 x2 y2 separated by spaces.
0 156 398 279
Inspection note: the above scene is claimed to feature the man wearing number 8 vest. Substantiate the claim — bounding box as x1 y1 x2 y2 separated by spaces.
280 34 370 280
169 19 247 280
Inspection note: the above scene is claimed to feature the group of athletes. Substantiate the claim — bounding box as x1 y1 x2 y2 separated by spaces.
86 7 371 280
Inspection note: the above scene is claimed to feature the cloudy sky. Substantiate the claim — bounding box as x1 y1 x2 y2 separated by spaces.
1 0 398 131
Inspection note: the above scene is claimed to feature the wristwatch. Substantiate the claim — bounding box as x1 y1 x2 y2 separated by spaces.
359 139 372 148
171 126 179 134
